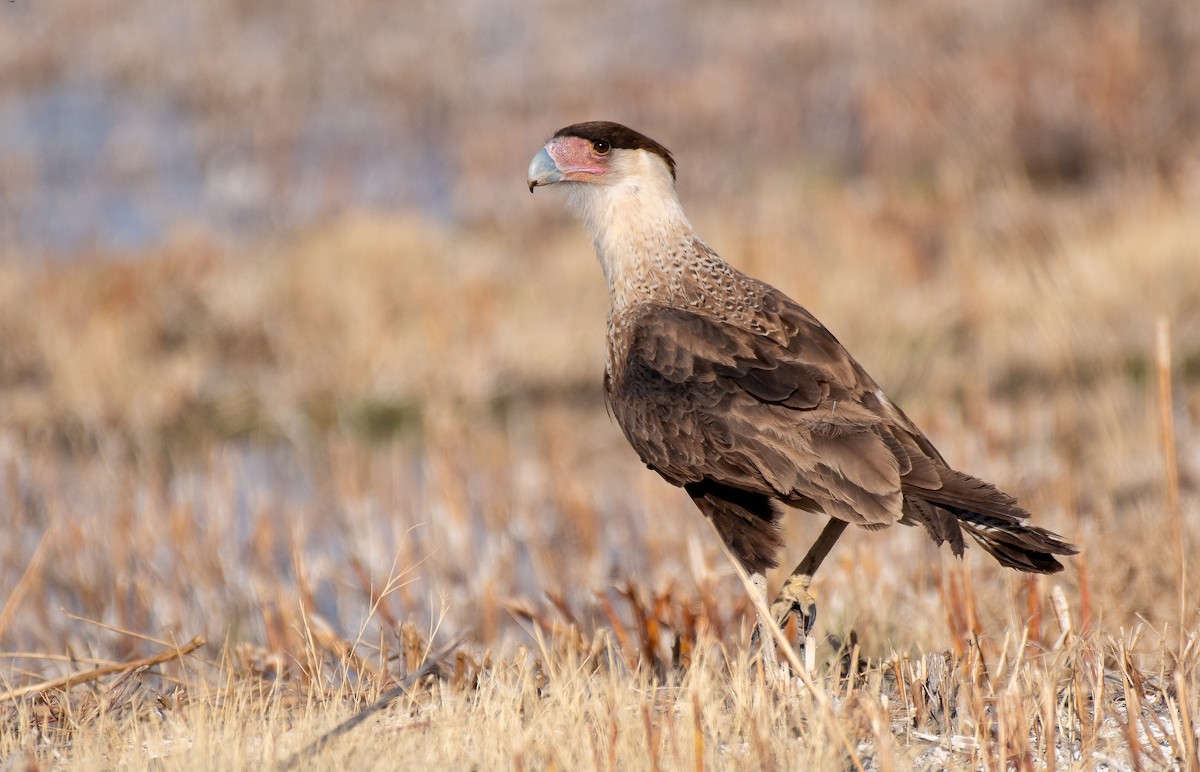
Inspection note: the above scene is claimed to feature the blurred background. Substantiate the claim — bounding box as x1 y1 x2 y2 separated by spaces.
6 0 1200 255
2 0 1199 665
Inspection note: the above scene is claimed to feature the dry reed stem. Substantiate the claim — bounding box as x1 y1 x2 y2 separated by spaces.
59 611 195 653
1041 676 1056 772
275 634 465 771
0 636 204 703
1173 668 1199 769
0 523 56 641
1155 317 1187 648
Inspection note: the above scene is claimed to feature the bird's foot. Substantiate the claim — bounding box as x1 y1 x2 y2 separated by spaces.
750 573 817 672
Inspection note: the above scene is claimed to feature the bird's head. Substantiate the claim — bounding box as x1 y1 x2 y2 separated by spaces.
528 122 692 296
527 122 676 194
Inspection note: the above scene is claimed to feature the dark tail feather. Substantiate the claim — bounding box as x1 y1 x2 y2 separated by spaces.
902 497 966 557
907 470 1078 574
946 507 1077 573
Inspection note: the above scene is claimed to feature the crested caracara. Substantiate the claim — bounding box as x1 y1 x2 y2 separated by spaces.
528 121 1076 650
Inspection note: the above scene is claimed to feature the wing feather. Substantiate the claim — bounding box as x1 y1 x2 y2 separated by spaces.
608 299 910 529
605 289 1075 574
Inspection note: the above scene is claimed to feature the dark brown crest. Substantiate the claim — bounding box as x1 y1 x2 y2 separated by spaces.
554 121 677 179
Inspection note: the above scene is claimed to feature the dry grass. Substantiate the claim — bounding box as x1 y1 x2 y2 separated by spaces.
3 0 1200 768
2 189 1198 768
9 625 1200 770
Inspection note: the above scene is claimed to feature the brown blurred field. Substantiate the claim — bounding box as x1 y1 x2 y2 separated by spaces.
2 1 1200 769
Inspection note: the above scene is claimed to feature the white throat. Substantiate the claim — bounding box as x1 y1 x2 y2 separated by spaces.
564 151 699 309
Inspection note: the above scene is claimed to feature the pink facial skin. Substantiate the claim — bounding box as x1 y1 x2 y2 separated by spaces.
545 136 610 181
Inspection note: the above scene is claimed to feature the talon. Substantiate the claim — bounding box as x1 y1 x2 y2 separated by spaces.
772 573 820 638
773 573 816 645
749 573 818 668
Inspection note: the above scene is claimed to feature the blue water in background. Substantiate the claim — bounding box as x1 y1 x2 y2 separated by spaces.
0 0 697 259
2 84 202 253
0 80 453 257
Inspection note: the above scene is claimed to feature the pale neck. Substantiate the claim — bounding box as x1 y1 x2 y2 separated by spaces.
567 171 701 309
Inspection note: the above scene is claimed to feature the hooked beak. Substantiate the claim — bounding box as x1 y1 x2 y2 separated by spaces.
527 147 562 193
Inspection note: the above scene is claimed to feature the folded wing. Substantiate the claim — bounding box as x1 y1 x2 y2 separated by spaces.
606 291 1076 574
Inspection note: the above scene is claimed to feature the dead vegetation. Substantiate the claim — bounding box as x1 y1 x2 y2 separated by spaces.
1 192 1197 767
3 579 1199 769
2 0 1200 768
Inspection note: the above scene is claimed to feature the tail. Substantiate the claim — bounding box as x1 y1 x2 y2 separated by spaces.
903 470 1078 574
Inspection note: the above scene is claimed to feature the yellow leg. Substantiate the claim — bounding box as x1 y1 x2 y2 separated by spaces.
751 517 848 666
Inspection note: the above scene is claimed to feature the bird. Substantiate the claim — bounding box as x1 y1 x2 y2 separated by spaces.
527 121 1076 653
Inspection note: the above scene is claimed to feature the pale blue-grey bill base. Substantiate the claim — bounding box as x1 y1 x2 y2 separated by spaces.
527 147 562 192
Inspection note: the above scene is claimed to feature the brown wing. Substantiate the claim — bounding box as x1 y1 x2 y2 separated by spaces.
606 291 1076 574
607 298 916 528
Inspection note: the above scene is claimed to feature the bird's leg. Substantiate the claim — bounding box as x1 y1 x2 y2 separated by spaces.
758 518 850 667
747 572 781 671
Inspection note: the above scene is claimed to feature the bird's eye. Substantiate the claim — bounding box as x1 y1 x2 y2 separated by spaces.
593 139 611 155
